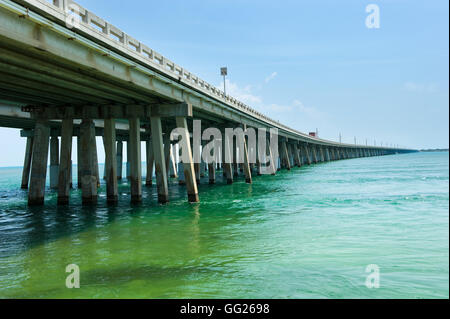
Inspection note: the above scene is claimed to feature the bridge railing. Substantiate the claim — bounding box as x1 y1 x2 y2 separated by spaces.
11 0 406 150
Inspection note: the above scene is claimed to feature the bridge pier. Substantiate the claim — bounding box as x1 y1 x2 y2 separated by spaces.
303 145 312 165
319 147 325 162
170 144 178 179
311 145 318 164
222 132 234 184
145 132 154 186
129 118 142 203
104 119 118 204
176 116 199 202
50 135 59 189
208 161 216 184
28 120 50 206
79 119 97 205
294 143 301 167
57 119 73 205
21 135 34 189
150 116 169 203
242 127 252 184
117 140 123 180
233 141 239 177
281 140 291 170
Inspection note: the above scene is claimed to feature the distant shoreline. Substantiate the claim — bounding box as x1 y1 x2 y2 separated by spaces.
420 149 449 152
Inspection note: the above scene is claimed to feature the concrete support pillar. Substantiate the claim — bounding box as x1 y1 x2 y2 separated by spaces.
150 116 169 203
104 119 118 203
79 119 97 205
233 142 238 177
170 144 178 178
164 133 172 179
145 136 154 186
176 116 199 202
28 120 50 205
117 141 123 180
222 132 234 184
311 146 318 164
192 138 201 183
92 136 100 187
21 136 34 189
281 141 291 170
126 140 131 180
266 137 277 175
129 118 142 203
208 162 216 184
294 143 301 167
242 131 252 184
319 147 325 162
57 119 73 205
77 135 82 189
50 136 59 189
325 148 331 162
304 145 312 165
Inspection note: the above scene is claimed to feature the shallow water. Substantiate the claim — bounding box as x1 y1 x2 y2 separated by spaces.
0 152 448 298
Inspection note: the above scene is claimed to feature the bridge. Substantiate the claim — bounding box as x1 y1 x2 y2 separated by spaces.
0 0 417 206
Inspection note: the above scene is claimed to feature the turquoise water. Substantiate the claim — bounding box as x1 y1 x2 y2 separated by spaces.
0 152 448 298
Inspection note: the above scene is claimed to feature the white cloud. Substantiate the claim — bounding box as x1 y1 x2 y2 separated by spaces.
218 80 262 105
265 72 278 83
217 81 325 120
293 99 324 119
404 82 439 93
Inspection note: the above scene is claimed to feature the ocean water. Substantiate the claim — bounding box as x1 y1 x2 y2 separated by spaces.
0 152 448 299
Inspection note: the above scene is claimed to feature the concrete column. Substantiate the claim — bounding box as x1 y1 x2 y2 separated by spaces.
21 136 34 189
50 136 59 189
294 143 301 167
28 120 50 205
117 141 123 180
150 116 169 203
233 141 238 177
126 140 131 180
297 144 304 166
92 136 100 187
57 119 73 205
79 119 97 205
319 147 325 162
222 132 234 184
303 145 312 165
145 136 154 186
104 119 118 203
242 132 252 184
208 162 216 184
77 135 82 189
311 145 318 164
176 116 199 202
164 133 172 179
170 144 178 178
129 118 142 203
281 141 291 170
266 137 277 175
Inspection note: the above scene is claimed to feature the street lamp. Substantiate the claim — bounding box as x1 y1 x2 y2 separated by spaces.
221 67 228 96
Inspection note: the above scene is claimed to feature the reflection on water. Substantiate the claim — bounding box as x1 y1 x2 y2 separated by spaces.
0 153 448 298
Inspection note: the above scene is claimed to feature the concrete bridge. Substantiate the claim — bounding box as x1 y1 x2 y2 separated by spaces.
0 0 417 206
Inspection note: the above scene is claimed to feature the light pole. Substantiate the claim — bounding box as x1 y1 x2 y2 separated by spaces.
339 133 342 144
221 67 228 96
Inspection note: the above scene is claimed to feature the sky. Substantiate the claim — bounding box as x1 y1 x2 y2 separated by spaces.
0 0 448 166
